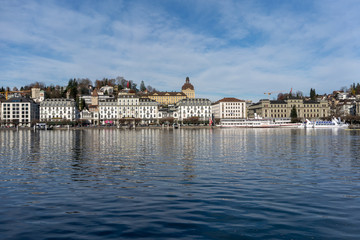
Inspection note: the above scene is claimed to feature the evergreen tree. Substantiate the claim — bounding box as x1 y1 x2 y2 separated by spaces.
67 78 78 100
79 98 86 110
290 106 298 122
310 88 316 101
140 80 146 92
356 83 360 95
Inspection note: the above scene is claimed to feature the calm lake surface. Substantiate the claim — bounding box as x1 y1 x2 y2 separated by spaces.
0 128 360 239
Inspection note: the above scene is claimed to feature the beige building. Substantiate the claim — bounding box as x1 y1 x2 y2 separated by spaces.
146 91 187 105
181 77 195 98
212 97 247 119
146 77 195 105
248 98 330 119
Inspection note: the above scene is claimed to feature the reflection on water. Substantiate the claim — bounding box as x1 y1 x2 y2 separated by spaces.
0 128 360 239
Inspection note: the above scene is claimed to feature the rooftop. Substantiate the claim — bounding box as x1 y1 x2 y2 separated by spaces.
181 77 194 90
215 97 245 104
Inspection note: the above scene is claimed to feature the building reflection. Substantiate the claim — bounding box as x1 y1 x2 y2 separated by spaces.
2 128 360 186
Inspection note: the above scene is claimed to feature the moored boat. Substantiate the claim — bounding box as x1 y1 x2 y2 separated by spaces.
218 118 301 128
298 118 348 129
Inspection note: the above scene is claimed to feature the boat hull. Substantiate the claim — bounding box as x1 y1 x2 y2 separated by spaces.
218 119 301 128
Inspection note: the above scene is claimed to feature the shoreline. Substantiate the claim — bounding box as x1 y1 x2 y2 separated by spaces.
0 125 218 131
2 124 359 131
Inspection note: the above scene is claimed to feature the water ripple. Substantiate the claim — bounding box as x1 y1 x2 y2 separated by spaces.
0 129 360 239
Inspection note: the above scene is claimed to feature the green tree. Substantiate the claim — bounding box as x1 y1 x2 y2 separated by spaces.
79 98 86 110
140 80 146 92
290 106 297 118
67 78 78 100
310 88 316 101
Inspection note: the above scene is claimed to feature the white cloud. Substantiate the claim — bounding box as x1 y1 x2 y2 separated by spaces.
1 0 360 102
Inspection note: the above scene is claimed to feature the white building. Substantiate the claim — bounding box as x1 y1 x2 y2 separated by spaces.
0 98 4 124
79 109 94 123
118 94 140 119
40 98 78 121
337 92 348 100
139 98 162 124
212 97 247 119
337 100 356 116
99 99 118 124
176 98 212 122
1 97 39 127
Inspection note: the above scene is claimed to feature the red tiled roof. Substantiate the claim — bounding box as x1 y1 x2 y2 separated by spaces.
215 97 244 104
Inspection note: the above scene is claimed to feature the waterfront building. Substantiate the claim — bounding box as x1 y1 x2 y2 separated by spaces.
356 101 360 116
40 98 79 122
176 98 212 122
247 98 330 119
79 109 93 124
159 105 179 119
212 97 247 119
139 98 162 124
0 97 4 124
145 77 195 105
118 93 140 119
1 97 39 127
99 98 118 124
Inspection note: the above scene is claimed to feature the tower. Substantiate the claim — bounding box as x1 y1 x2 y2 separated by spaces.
181 77 195 98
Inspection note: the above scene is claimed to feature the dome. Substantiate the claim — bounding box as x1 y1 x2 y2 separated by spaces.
181 77 194 90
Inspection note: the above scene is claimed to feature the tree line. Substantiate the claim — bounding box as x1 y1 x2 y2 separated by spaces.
1 76 157 100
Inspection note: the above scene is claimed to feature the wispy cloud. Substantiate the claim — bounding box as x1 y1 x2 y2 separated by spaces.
1 0 360 101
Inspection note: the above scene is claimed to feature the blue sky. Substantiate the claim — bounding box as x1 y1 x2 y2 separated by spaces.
1 0 360 101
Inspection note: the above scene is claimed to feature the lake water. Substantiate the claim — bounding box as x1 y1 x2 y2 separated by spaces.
0 128 359 239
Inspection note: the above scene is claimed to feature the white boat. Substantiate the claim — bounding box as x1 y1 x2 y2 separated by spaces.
298 118 348 129
218 118 301 128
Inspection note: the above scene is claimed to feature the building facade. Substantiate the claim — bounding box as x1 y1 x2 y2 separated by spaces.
212 97 247 119
247 98 330 119
139 98 162 123
1 97 39 126
146 77 195 105
146 91 187 105
336 100 356 116
99 99 118 123
0 98 4 124
40 98 79 121
118 94 140 119
176 98 212 122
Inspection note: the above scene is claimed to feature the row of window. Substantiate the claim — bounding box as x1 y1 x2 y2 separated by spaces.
2 115 29 119
2 103 29 107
